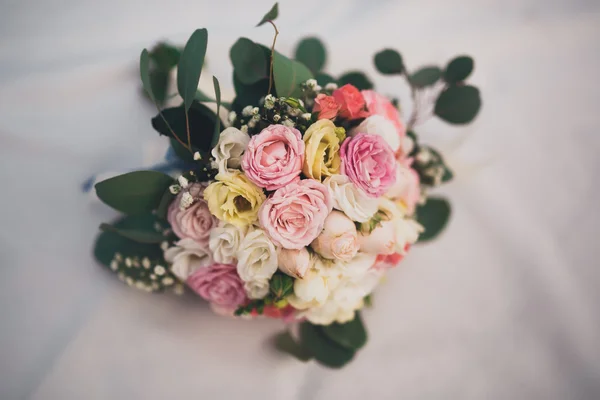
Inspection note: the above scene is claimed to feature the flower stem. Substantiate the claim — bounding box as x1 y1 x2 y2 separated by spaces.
267 20 279 95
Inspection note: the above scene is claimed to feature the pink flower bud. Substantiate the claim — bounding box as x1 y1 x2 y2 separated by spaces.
310 211 359 262
278 247 312 279
358 220 396 255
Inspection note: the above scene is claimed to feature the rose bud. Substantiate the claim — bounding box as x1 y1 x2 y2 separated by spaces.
358 219 397 255
310 211 359 262
277 247 312 279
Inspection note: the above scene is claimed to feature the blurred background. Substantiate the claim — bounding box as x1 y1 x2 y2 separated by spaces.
1 0 599 398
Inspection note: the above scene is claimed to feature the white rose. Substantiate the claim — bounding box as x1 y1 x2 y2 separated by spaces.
323 175 378 223
211 127 251 174
358 220 397 255
288 263 340 309
209 222 247 264
349 115 400 152
278 247 313 279
236 228 278 283
394 218 424 254
164 238 213 281
335 252 377 280
244 279 270 299
310 211 359 262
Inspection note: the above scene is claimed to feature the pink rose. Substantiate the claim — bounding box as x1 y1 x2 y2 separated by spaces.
340 133 397 198
362 90 406 139
386 158 421 215
168 183 218 245
241 125 305 191
259 180 333 249
332 84 370 120
313 93 340 120
186 263 247 309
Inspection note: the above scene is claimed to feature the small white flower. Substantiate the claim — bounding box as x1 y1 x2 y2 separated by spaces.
416 148 433 164
240 125 248 133
252 107 259 115
244 279 270 299
211 127 250 174
110 260 118 271
135 281 145 290
236 228 278 283
125 258 132 267
242 105 254 117
193 152 201 160
323 174 379 223
142 257 151 269
228 111 237 123
169 184 181 195
162 277 174 286
282 119 295 128
325 82 338 91
264 95 275 109
306 78 317 88
150 274 156 280
114 252 122 261
301 113 312 120
313 85 322 92
179 192 194 210
248 119 256 128
177 175 189 188
160 241 169 251
164 238 213 280
154 265 166 276
209 222 247 265
272 114 281 122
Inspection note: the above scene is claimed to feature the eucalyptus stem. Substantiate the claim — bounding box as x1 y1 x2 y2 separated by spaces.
155 103 190 151
184 109 192 152
267 20 279 95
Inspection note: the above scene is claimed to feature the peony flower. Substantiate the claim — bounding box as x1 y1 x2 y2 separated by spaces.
358 219 397 255
313 93 340 120
287 268 338 309
340 133 397 198
167 183 218 245
362 90 406 140
241 124 304 191
244 279 270 299
208 222 247 265
164 238 213 281
302 119 341 181
335 252 377 280
236 228 278 283
258 179 333 249
278 247 312 279
386 158 421 215
332 84 370 120
211 127 251 174
186 263 247 309
310 211 359 262
204 170 266 227
323 174 378 222
349 115 400 153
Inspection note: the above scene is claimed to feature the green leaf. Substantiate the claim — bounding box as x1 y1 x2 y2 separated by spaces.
95 171 173 215
269 273 294 299
444 56 474 84
152 102 221 153
294 37 326 75
273 331 312 362
99 223 165 244
374 49 404 75
321 312 368 350
300 322 355 368
434 85 481 124
148 69 170 105
337 71 373 90
256 2 279 26
273 51 313 98
230 38 268 85
211 76 222 148
140 49 156 102
416 197 451 242
232 74 270 112
315 72 335 86
156 188 175 220
410 66 442 88
177 28 208 112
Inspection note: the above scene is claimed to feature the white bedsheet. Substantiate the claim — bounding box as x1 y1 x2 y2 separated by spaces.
1 0 599 399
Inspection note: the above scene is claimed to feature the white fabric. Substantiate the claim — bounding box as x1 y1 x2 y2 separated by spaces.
1 1 600 399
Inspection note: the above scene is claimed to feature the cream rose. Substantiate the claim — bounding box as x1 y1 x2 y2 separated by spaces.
323 174 378 222
236 228 278 283
244 279 270 299
164 238 213 281
310 211 359 262
358 219 397 255
211 127 250 174
302 119 341 180
208 222 247 265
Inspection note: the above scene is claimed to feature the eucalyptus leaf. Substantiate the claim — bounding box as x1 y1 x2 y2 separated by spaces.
95 171 174 215
177 28 208 111
99 223 165 244
232 73 270 112
149 69 170 105
256 2 279 26
434 85 481 124
374 49 404 75
416 197 451 242
299 322 355 368
410 66 442 88
156 188 176 220
211 76 222 148
230 38 268 85
337 71 373 90
273 331 312 362
315 72 335 86
444 56 474 84
321 312 367 350
295 37 326 75
140 49 155 102
273 51 313 98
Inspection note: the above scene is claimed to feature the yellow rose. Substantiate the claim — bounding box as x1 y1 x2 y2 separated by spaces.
302 120 341 181
204 171 266 227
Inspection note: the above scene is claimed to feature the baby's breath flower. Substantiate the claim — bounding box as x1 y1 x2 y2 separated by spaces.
242 105 254 117
314 85 322 92
125 257 132 267
142 257 151 269
306 78 317 88
228 111 237 123
179 192 194 210
154 265 166 276
301 113 312 120
248 120 256 128
252 107 259 115
110 260 118 271
169 184 181 195
325 82 338 91
282 119 295 128
177 175 189 188
160 241 169 251
163 277 175 286
240 125 249 133
193 152 201 160
272 114 281 122
115 253 123 261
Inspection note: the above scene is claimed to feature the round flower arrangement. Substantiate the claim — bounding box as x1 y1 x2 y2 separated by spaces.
92 3 481 368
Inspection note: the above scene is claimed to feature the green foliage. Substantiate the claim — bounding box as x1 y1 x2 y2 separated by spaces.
230 38 269 84
211 76 222 148
410 66 442 88
337 71 373 90
140 49 156 102
232 74 270 111
95 171 173 215
256 2 279 26
273 51 313 98
315 72 335 86
99 223 166 244
269 272 294 299
140 43 182 106
155 188 176 220
294 37 327 75
444 55 474 84
273 331 312 362
151 101 222 153
434 85 481 124
322 312 367 350
374 49 404 75
177 28 208 112
299 322 356 368
416 197 451 242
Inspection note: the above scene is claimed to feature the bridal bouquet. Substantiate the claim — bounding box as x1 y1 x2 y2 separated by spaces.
93 3 481 368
